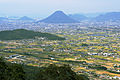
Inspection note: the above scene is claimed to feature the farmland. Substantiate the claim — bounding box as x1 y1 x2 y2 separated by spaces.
0 25 120 80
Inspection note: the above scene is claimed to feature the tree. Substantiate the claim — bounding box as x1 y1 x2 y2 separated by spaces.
0 57 25 80
0 57 8 80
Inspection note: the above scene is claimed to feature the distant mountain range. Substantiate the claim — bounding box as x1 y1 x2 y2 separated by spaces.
0 12 120 22
68 12 120 22
38 11 79 23
0 29 65 40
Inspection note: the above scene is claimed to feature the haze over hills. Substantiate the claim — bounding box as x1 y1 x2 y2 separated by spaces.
19 16 34 21
69 14 88 21
38 11 79 23
94 12 120 22
0 29 65 40
0 17 8 20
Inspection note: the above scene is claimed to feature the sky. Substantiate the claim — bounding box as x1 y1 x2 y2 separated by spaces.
0 0 120 18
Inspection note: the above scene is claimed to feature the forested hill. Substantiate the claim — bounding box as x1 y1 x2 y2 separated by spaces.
0 29 65 40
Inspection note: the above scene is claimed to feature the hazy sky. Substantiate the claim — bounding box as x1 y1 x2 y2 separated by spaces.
0 0 120 18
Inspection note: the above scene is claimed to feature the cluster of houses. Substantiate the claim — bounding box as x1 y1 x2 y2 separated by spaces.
5 54 26 62
88 52 116 57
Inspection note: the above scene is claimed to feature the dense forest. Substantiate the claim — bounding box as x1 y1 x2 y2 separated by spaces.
0 29 65 40
0 57 89 80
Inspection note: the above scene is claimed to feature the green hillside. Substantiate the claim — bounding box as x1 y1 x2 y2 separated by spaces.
0 29 65 40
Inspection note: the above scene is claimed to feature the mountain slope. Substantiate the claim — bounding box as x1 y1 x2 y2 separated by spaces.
0 29 65 40
39 11 79 23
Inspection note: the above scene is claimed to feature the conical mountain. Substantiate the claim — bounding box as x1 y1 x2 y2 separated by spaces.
39 11 79 23
19 16 34 21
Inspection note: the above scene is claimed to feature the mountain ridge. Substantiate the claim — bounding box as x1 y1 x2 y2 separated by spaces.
94 12 120 21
